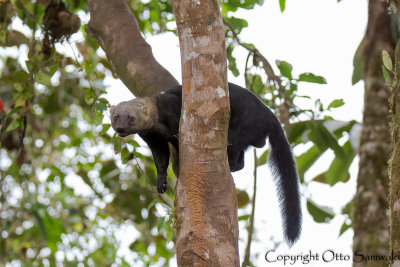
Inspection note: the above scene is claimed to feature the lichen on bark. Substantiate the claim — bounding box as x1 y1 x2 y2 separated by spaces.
389 39 400 267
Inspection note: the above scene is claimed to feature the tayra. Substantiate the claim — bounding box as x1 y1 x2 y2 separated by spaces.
111 83 301 245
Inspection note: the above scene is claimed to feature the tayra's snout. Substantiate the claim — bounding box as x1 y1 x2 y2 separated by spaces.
116 127 128 137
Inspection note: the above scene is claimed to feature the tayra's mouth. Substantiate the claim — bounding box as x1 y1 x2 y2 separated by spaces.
118 133 128 137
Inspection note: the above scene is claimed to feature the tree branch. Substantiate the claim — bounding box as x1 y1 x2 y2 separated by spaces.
86 0 179 97
223 19 290 129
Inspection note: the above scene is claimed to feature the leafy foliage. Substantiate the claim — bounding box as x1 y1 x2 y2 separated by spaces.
279 0 286 12
382 49 394 84
306 199 334 223
0 1 177 265
352 38 365 85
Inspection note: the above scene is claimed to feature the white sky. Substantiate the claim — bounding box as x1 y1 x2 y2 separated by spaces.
106 0 369 266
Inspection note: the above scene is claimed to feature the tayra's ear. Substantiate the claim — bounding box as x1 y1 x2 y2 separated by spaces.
142 105 149 120
110 105 115 116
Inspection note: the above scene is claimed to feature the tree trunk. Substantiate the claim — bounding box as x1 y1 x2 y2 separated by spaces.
172 0 239 266
353 1 394 265
86 0 178 96
390 41 400 266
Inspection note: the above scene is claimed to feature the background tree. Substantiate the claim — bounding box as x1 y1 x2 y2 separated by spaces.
382 1 400 264
388 41 400 267
352 1 394 265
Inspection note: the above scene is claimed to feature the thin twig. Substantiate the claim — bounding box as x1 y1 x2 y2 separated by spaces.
223 19 291 129
242 148 258 267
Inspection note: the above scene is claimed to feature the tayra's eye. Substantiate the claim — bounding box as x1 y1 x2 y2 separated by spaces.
129 116 135 123
113 117 118 122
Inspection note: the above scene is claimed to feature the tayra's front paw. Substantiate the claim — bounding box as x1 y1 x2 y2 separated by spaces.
157 176 167 193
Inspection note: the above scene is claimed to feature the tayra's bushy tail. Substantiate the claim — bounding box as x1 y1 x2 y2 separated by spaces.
268 118 302 247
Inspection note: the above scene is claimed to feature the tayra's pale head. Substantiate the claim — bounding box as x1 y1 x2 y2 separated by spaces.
110 98 157 137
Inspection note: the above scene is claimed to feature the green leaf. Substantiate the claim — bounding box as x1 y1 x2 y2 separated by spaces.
85 88 96 105
221 0 264 12
276 60 292 79
26 60 38 74
327 120 357 139
382 65 391 84
127 139 140 148
121 147 131 164
84 61 95 75
0 32 6 44
279 0 286 12
325 141 355 186
311 172 328 184
236 189 250 208
309 121 346 158
339 221 351 236
352 38 365 85
166 228 173 242
296 145 326 182
327 99 345 109
100 160 120 188
100 124 111 135
311 170 350 185
251 75 264 95
224 16 248 34
36 71 52 86
112 135 122 153
257 149 269 166
342 200 353 219
157 217 165 232
43 212 64 252
77 170 91 186
298 73 327 84
94 102 107 111
241 42 255 49
6 117 21 132
382 50 393 71
7 106 22 117
32 209 47 240
146 199 157 210
238 214 250 221
93 110 104 125
306 199 335 223
288 121 309 144
227 44 240 77
120 259 131 267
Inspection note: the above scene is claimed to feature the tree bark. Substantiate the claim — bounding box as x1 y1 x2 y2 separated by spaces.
390 41 400 267
86 0 179 96
353 1 395 266
173 0 239 266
